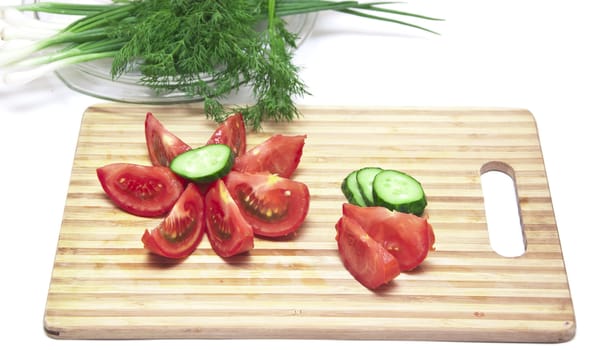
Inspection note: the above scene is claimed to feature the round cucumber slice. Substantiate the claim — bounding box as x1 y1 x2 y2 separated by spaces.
356 166 383 206
341 170 367 207
372 169 427 215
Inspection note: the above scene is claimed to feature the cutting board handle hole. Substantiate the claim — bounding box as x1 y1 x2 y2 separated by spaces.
480 162 526 257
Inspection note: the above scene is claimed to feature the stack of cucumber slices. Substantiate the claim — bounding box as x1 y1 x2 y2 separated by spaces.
341 167 427 216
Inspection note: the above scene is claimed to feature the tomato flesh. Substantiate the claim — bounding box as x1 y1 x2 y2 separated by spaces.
141 183 206 259
233 134 305 178
223 171 310 237
335 216 401 290
342 203 434 271
204 179 254 258
145 112 192 167
206 112 247 157
97 163 185 217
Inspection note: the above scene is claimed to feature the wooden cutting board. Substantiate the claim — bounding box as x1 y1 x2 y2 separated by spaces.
44 104 575 342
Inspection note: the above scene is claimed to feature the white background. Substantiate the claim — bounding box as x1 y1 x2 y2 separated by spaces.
2 0 610 349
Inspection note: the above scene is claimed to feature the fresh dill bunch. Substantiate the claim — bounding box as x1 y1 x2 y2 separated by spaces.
109 0 260 95
108 0 304 129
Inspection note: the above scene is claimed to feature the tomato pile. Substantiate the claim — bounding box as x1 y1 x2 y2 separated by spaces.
335 204 436 290
97 112 310 259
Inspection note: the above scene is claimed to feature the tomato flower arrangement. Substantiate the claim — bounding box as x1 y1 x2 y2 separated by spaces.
97 112 310 259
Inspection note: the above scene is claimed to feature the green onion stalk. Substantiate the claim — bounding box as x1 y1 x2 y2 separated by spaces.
1 0 442 129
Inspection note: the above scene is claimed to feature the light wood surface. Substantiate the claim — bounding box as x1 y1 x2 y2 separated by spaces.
43 104 575 342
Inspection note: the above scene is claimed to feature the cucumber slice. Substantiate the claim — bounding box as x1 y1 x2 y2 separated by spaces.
341 170 367 207
356 167 383 206
170 144 234 183
372 169 427 215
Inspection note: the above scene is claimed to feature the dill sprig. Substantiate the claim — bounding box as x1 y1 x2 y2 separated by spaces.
5 0 442 129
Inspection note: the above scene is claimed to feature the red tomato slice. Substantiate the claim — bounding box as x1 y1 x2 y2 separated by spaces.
223 171 310 238
335 216 401 290
204 179 254 258
206 112 247 157
145 112 192 167
141 183 205 259
233 134 306 178
342 203 434 271
97 163 185 217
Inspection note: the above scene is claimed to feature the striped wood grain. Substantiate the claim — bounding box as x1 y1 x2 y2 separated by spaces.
43 104 575 342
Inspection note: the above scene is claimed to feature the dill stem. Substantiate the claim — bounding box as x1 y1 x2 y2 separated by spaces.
62 3 135 33
3 51 117 85
41 27 111 48
16 38 125 67
16 2 119 16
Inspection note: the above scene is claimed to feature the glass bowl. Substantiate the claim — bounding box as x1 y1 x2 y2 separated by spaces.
26 0 317 103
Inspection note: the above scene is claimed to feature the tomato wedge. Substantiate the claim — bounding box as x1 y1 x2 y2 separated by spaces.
342 203 435 271
204 179 254 258
233 134 306 178
97 163 185 217
206 112 247 157
335 215 401 290
223 171 310 238
141 183 205 259
145 112 192 167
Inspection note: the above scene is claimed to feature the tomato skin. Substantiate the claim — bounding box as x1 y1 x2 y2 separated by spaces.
204 179 254 258
145 112 192 167
426 222 436 251
342 203 434 271
141 183 205 259
206 112 247 157
335 216 401 290
233 134 306 178
223 171 310 238
97 163 185 217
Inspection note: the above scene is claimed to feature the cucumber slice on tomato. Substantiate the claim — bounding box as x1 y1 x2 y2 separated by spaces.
170 144 234 183
372 169 427 216
356 166 383 206
341 170 367 207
